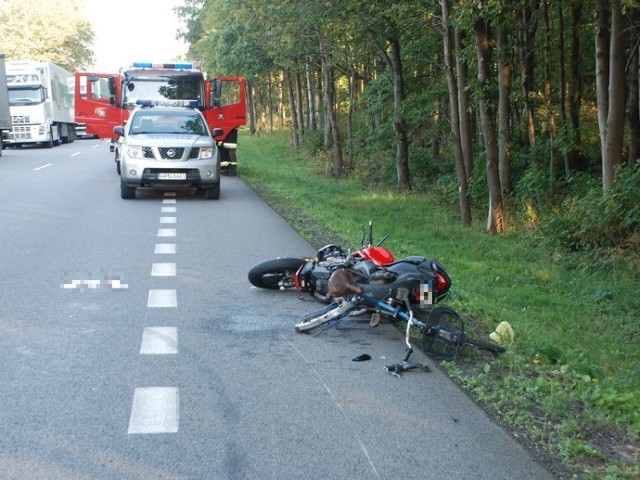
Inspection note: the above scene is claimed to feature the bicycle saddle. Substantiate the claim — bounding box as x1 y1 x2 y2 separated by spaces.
328 268 364 297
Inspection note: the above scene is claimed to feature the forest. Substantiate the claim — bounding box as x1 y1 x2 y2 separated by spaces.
176 0 639 263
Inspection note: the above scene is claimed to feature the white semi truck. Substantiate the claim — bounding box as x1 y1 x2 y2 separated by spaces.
0 54 10 154
5 61 76 148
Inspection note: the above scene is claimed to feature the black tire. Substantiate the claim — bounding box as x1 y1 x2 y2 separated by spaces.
294 300 356 333
248 257 305 289
461 333 506 354
115 151 121 175
120 178 136 199
204 182 220 199
45 128 54 148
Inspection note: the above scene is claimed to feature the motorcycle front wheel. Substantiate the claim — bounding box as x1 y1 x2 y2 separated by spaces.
248 257 305 290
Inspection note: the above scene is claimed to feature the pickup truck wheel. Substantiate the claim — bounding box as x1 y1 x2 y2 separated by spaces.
204 182 220 200
120 178 136 199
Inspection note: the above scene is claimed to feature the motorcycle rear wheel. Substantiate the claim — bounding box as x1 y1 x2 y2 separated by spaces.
248 257 305 290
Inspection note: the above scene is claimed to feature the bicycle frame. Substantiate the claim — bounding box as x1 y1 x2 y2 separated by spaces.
317 291 463 362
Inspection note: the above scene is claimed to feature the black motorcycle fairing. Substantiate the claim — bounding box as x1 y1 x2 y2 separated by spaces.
344 257 449 305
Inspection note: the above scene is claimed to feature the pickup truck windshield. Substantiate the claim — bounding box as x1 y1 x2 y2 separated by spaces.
130 110 208 136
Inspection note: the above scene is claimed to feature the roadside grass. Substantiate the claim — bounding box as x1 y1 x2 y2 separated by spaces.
238 130 639 479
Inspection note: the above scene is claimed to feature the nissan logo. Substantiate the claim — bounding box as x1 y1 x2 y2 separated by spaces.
167 149 177 158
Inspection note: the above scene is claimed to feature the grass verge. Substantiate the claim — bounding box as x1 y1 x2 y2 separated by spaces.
237 130 639 479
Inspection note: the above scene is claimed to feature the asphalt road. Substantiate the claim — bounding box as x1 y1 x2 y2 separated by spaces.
0 139 555 479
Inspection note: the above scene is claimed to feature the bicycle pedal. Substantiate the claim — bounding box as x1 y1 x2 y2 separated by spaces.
370 312 382 327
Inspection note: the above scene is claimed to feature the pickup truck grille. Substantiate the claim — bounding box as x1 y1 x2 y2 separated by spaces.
158 147 185 159
142 147 187 160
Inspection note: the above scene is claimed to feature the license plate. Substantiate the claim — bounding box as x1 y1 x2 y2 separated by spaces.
157 173 186 180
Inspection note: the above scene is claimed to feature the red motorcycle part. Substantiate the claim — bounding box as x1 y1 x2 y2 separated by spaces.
356 246 395 266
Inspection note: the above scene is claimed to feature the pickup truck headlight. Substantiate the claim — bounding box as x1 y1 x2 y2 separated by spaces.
126 145 143 158
199 147 213 159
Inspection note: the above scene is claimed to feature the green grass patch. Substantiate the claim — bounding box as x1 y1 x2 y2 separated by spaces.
238 130 640 479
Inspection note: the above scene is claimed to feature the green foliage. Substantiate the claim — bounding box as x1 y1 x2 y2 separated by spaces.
0 0 94 70
542 164 640 258
587 386 640 434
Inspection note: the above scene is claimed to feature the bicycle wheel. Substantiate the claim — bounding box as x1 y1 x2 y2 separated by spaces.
461 333 506 354
294 300 357 333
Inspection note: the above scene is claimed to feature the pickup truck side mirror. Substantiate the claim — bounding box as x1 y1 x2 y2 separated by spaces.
212 128 223 138
113 126 125 136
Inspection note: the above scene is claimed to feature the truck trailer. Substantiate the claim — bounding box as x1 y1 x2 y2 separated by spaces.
5 61 76 148
0 54 10 154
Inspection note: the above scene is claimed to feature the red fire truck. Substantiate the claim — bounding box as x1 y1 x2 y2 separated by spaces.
75 62 246 175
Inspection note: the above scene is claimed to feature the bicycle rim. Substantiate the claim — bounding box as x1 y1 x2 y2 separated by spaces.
294 300 357 333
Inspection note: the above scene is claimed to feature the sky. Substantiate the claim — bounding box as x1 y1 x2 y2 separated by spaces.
82 0 189 72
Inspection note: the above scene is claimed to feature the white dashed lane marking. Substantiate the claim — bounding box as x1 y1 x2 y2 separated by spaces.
147 289 177 308
140 327 178 355
128 387 179 434
34 164 52 171
151 263 176 277
157 228 176 237
155 243 176 254
130 191 180 435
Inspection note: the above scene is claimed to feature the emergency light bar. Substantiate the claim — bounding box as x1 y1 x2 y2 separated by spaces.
132 62 194 70
136 99 199 107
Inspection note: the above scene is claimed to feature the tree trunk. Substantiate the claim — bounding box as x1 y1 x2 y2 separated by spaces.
278 71 285 131
542 0 558 193
595 0 610 166
474 16 505 234
286 71 300 149
569 4 583 170
603 0 626 190
305 62 316 131
627 9 640 165
455 28 474 181
267 74 274 133
385 37 411 192
295 69 304 134
441 0 472 226
247 79 257 136
519 1 539 149
497 27 512 197
347 69 356 169
558 0 569 175
317 27 344 175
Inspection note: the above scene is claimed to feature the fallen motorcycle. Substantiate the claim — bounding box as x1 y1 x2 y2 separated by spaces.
248 221 396 302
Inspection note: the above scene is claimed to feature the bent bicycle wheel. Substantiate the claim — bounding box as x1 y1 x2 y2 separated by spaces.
294 300 357 333
420 306 463 361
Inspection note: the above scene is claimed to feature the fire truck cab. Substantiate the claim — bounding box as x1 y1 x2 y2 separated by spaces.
75 62 246 175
